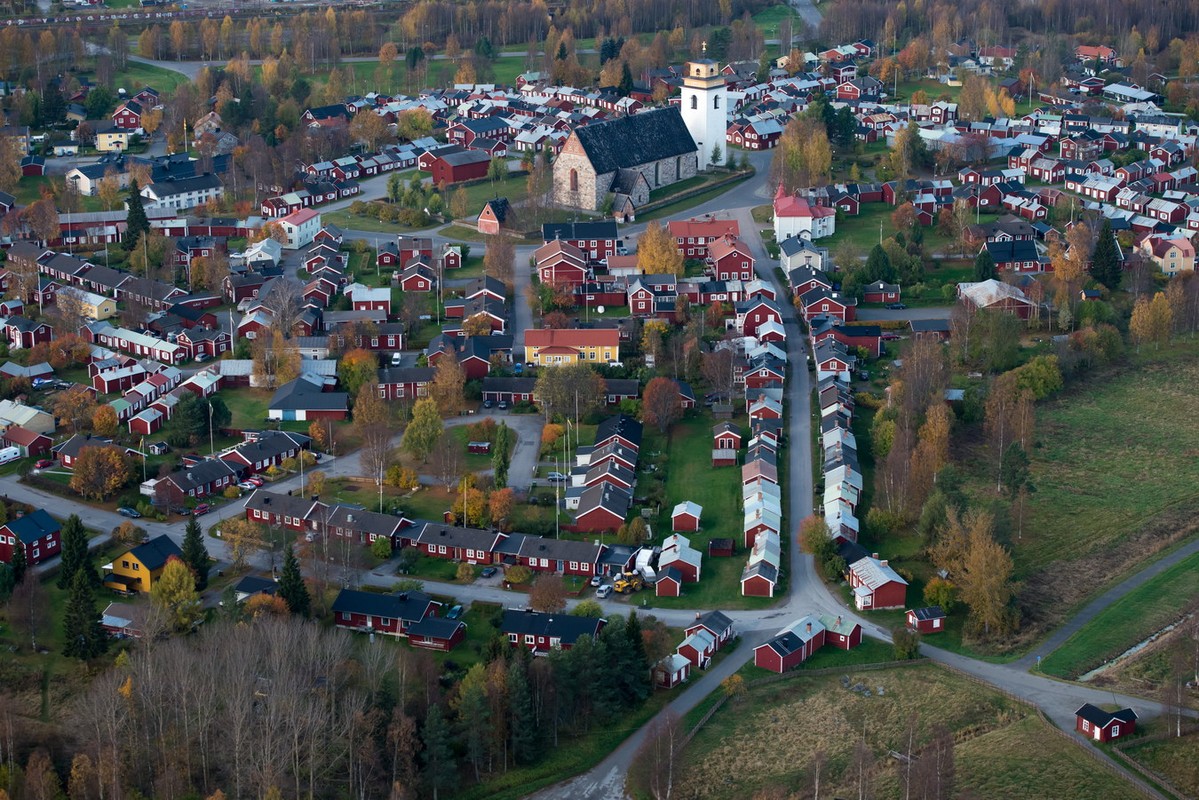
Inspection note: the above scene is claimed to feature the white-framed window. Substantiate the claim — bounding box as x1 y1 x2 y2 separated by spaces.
1111 725 1120 736
569 561 578 571
508 633 518 643
438 545 447 554
524 634 535 645
379 617 393 626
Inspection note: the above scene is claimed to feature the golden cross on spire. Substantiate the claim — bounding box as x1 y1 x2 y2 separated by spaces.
702 40 707 55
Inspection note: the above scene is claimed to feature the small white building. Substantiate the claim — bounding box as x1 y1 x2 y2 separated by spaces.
276 208 321 250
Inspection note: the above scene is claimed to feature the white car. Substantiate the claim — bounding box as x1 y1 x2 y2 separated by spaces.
596 585 613 599
238 481 257 490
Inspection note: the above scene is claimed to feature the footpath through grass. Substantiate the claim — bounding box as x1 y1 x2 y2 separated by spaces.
1039 550 1199 680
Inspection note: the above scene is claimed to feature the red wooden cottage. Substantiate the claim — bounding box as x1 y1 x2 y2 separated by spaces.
671 501 702 532
0 509 61 565
906 606 946 634
753 617 826 673
501 609 605 654
1075 704 1137 742
331 588 441 639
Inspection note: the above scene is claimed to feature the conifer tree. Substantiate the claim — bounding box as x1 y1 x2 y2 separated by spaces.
181 516 210 590
277 545 310 616
63 569 107 660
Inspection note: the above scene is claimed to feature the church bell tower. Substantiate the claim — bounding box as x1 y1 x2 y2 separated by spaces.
681 51 728 170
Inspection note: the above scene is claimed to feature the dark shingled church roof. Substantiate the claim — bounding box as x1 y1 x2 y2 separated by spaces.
572 108 698 175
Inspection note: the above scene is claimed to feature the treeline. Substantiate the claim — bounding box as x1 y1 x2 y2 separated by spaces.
53 612 660 800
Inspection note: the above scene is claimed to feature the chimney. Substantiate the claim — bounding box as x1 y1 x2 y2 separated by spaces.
347 514 354 524
805 622 812 634
880 559 889 568
836 615 842 628
872 552 879 560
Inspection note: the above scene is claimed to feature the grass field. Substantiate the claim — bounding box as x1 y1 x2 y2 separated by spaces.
1038 550 1199 679
1123 732 1199 798
677 663 1141 799
752 5 802 42
642 413 778 610
961 350 1199 635
110 60 191 95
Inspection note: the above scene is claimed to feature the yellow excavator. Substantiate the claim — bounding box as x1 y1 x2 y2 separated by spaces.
613 572 644 594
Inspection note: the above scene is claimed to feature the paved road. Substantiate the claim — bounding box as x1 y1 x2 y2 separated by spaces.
788 0 824 30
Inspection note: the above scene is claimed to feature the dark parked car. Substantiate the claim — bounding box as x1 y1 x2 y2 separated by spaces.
482 399 494 409
480 566 497 578
117 507 142 518
446 604 464 620
885 302 907 310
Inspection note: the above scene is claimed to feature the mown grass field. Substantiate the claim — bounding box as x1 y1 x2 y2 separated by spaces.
1039 550 1199 679
677 663 1142 800
752 4 801 42
959 350 1199 635
643 413 779 611
110 59 192 95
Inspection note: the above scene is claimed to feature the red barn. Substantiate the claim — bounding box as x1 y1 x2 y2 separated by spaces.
753 617 826 673
863 280 900 304
906 606 946 634
1075 704 1137 742
848 556 908 610
0 509 61 565
428 150 491 185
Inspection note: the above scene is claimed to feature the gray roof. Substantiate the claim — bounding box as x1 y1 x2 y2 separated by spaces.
572 108 697 175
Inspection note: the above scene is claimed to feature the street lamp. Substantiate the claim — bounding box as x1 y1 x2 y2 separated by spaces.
207 401 214 458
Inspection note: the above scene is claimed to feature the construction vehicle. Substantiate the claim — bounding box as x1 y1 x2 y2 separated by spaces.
613 572 644 594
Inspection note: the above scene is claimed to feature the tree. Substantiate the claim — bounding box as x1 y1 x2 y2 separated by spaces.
450 185 470 219
1090 218 1122 289
958 515 1016 638
221 517 266 570
483 233 515 285
252 329 302 389
770 115 832 191
572 599 604 617
636 221 684 276
863 243 895 283
973 248 996 281
57 515 91 590
337 348 379 401
1130 292 1173 350
69 446 130 501
181 516 210 590
488 487 514 527
63 569 107 660
0 136 21 194
429 355 466 417
54 386 97 434
642 377 683 433
534 362 607 422
422 704 457 800
124 179 150 250
617 516 649 546
91 404 119 437
892 625 920 660
277 544 310 616
403 398 443 462
151 556 202 631
349 109 393 151
999 442 1031 498
627 710 681 800
528 573 567 612
9 535 27 584
452 664 490 781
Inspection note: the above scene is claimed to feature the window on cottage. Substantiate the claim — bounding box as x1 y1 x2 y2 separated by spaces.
569 169 578 192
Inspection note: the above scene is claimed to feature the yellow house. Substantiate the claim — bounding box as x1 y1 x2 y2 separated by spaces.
94 129 131 153
103 534 183 594
523 328 620 366
78 289 118 321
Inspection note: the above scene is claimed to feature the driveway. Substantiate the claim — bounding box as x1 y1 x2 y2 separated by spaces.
855 305 953 322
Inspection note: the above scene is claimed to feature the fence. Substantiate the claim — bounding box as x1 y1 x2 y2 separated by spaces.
1112 723 1199 800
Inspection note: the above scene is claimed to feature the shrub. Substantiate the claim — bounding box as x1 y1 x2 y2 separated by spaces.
223 486 241 499
371 536 393 560
892 626 921 660
456 562 476 582
923 577 958 612
505 565 533 584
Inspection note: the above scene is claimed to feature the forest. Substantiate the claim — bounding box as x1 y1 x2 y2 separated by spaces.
0 612 667 800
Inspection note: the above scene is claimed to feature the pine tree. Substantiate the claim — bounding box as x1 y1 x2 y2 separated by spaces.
125 179 150 251
10 536 26 584
1090 218 1122 289
56 514 90 589
277 545 310 616
618 62 634 96
973 249 996 281
63 569 107 660
422 704 458 800
181 516 210 590
507 657 538 763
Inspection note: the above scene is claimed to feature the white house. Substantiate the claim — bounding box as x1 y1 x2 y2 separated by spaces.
276 208 321 250
140 174 223 212
773 185 836 241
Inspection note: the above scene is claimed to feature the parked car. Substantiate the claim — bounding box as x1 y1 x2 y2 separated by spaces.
31 378 53 389
117 507 142 518
193 503 211 516
596 585 613 599
480 566 497 578
885 302 907 310
33 459 52 469
589 574 603 587
547 472 567 482
446 604 464 620
238 481 257 490
194 352 210 363
513 362 523 375
498 400 509 410
881 332 901 341
482 399 494 409
391 352 403 366
247 477 264 487
171 506 191 516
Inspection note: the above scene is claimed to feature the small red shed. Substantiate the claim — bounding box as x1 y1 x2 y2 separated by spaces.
652 653 691 689
906 606 946 634
671 501 702 532
819 614 862 650
1075 704 1137 742
655 567 683 597
753 616 826 673
708 538 734 558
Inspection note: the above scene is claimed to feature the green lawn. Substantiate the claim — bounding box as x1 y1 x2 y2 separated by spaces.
638 171 754 223
1039 550 1199 680
110 60 191 95
1123 732 1199 798
752 4 801 42
323 209 430 235
222 387 272 430
641 413 779 610
453 172 531 216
